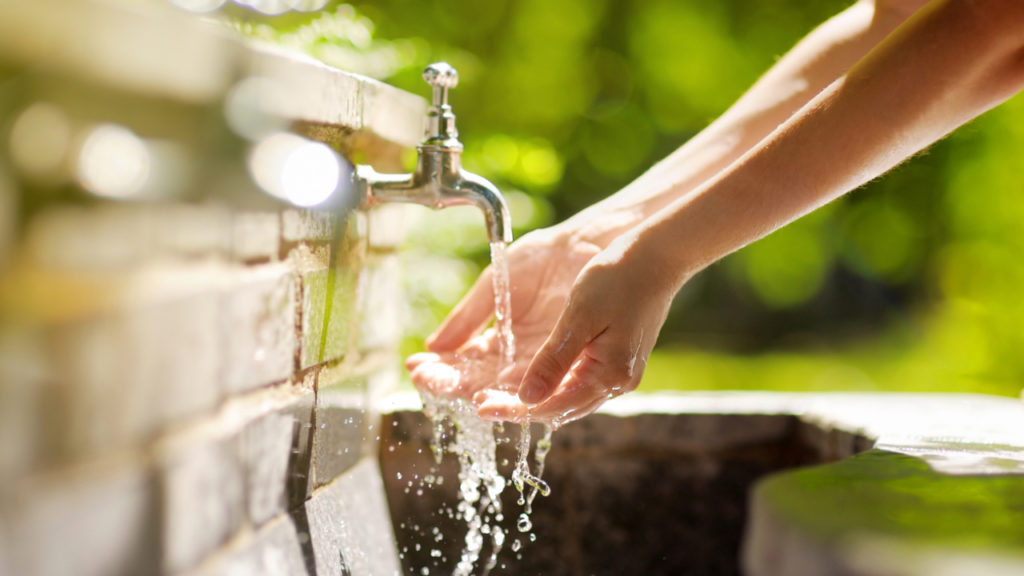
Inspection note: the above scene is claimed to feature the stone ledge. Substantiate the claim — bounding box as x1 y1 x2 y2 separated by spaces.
0 0 424 149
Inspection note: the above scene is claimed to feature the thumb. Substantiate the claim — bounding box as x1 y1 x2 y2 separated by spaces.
426 267 494 351
519 309 590 405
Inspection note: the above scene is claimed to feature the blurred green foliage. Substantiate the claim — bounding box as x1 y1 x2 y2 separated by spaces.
240 0 1024 396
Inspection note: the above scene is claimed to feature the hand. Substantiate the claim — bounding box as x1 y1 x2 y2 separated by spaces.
406 226 602 402
475 233 682 426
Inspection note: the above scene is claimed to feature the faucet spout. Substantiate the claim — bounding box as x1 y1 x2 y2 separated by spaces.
354 155 512 245
353 62 512 245
453 169 512 245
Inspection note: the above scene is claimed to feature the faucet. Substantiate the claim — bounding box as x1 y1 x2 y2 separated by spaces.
354 62 512 245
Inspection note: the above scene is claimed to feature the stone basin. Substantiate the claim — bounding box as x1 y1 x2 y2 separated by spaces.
378 391 1024 576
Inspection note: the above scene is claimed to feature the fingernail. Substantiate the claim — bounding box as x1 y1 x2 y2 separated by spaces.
519 377 546 404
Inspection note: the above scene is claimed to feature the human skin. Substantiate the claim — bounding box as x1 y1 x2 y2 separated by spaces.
407 0 928 405
478 0 1024 424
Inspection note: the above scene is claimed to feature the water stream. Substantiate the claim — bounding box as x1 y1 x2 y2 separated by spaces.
418 241 555 575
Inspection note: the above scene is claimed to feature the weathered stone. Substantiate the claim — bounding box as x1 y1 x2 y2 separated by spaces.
629 412 794 455
158 426 245 573
299 263 358 369
190 515 309 576
313 373 366 488
25 205 154 270
238 390 309 527
223 263 296 393
48 315 150 460
129 280 222 427
12 457 158 576
306 458 402 576
153 204 231 258
232 212 280 262
282 210 335 243
744 448 1024 576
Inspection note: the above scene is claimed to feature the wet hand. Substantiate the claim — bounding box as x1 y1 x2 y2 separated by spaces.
407 227 602 402
475 233 681 426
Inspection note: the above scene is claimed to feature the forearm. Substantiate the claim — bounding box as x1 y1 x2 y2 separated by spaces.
563 0 928 246
639 0 1024 289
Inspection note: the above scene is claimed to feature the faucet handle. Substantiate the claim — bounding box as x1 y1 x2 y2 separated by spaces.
423 62 458 108
421 62 460 147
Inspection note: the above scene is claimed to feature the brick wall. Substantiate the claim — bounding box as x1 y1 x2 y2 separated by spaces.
0 200 409 576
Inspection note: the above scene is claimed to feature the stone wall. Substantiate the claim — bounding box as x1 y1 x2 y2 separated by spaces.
0 201 410 576
0 2 425 573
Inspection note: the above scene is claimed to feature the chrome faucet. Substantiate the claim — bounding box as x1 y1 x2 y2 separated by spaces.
354 63 512 244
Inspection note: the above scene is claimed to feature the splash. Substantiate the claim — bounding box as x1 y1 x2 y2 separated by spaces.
419 241 554 575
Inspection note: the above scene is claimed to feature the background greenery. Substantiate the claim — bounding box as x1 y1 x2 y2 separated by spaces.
236 0 1024 397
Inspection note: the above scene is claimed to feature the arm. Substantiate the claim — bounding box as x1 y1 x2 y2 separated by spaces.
497 0 1024 422
428 0 929 352
562 0 931 245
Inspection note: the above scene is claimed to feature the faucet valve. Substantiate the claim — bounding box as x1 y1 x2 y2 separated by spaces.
354 61 512 244
422 62 460 148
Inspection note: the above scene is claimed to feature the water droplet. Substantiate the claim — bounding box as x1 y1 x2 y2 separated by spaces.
511 539 522 552
517 513 532 533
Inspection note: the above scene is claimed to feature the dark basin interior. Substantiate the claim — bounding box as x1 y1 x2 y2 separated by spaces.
379 410 871 576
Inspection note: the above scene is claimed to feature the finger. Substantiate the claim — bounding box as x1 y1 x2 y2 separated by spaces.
475 390 528 423
525 376 614 425
426 267 495 352
405 352 440 372
476 383 607 426
518 310 592 405
409 359 463 398
496 361 528 394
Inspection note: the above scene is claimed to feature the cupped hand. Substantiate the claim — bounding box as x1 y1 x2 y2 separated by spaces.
407 226 602 403
474 233 683 427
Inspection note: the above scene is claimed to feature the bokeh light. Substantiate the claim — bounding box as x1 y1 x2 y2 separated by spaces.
76 124 151 200
248 132 345 207
224 76 288 141
9 103 73 182
169 0 227 13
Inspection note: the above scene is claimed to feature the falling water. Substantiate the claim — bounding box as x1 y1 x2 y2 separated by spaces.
420 241 555 575
488 242 515 372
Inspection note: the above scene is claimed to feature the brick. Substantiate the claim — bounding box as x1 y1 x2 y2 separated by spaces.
282 210 335 243
297 248 358 368
357 254 403 352
0 329 44 483
232 212 280 262
48 315 151 460
305 458 401 576
25 205 154 271
157 425 244 573
129 286 222 426
190 516 309 576
236 388 314 527
12 457 158 576
223 264 296 393
313 371 366 488
153 204 231 258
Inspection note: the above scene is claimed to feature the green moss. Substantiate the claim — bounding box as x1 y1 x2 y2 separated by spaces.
760 449 1024 552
